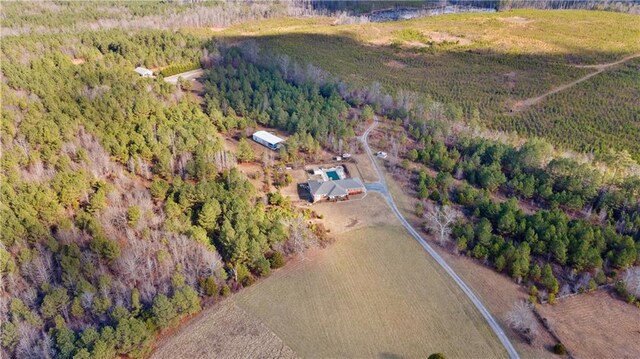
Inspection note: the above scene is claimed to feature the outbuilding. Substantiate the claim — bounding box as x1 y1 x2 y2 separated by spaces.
252 131 284 150
135 67 153 77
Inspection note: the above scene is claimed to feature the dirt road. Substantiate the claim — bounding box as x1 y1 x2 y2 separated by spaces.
511 53 640 112
163 68 205 84
360 118 521 359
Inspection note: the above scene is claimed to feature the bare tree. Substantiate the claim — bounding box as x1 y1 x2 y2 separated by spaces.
284 216 317 259
424 204 458 246
623 267 640 300
506 301 539 344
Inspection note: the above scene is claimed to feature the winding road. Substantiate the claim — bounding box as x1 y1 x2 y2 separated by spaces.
360 118 520 359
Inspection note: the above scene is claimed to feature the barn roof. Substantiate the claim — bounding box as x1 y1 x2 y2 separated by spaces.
253 131 284 145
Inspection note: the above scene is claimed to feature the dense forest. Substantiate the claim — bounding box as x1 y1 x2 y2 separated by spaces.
202 47 358 153
0 29 326 358
403 127 640 303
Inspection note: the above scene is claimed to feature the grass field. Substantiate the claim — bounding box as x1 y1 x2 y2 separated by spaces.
537 291 640 359
150 300 296 359
234 223 508 358
211 9 640 159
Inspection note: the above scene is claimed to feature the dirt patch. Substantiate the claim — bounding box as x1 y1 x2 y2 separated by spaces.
312 192 391 235
403 40 429 49
500 17 533 25
537 291 640 359
280 168 308 202
367 36 393 46
384 59 407 69
150 300 296 359
71 58 85 65
425 31 472 45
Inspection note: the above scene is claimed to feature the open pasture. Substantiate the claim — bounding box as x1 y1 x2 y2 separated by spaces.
234 223 507 358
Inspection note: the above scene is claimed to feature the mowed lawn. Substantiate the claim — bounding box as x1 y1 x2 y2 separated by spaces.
233 225 507 358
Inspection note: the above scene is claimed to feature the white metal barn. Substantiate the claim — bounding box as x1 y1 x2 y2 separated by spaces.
252 131 284 150
134 67 153 77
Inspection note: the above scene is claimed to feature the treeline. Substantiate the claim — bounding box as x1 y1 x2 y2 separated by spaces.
159 62 201 77
406 129 640 241
497 0 640 13
404 129 639 300
1 29 322 358
202 47 358 151
1 1 319 36
449 191 636 299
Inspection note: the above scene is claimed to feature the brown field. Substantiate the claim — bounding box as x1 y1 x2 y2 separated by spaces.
351 152 380 183
537 291 640 359
234 219 507 358
153 192 507 358
311 192 391 235
150 300 296 359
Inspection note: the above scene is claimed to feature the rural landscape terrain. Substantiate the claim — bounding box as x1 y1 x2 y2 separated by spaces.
1 1 639 359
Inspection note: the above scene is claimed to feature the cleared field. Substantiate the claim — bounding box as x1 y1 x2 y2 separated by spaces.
150 300 296 359
234 222 507 358
212 9 640 159
537 291 640 359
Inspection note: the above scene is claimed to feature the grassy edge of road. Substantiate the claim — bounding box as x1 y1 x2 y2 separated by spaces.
361 118 520 359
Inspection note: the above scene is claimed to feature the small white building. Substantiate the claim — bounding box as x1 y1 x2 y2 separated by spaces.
134 67 153 77
252 131 284 150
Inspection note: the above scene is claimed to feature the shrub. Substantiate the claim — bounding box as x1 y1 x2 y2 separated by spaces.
269 251 285 269
220 285 231 297
126 206 141 227
428 353 446 359
552 342 566 355
254 257 271 277
200 276 218 297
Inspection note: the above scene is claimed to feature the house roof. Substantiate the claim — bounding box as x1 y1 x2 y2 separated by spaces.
135 67 153 75
309 178 365 198
253 130 284 145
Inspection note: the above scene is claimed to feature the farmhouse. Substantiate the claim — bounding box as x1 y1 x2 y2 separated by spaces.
308 178 366 202
252 131 284 150
135 67 153 77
